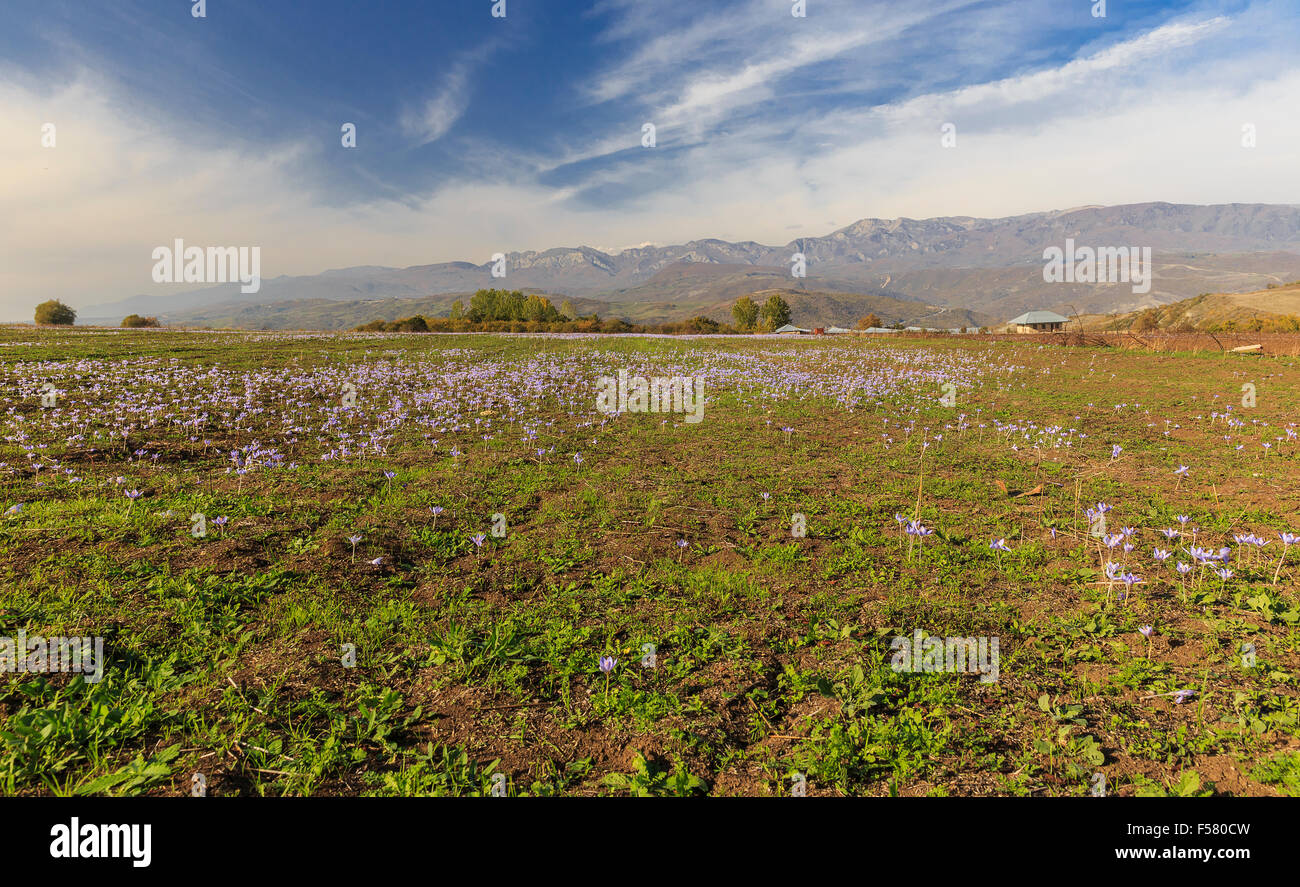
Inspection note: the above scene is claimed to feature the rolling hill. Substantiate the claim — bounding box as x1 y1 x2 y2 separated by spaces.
1079 281 1300 332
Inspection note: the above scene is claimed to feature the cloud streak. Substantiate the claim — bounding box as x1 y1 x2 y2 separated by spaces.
401 64 472 145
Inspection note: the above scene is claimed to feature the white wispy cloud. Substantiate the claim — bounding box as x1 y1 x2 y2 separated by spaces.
584 0 975 110
878 15 1232 121
558 0 979 170
401 64 471 145
656 29 874 124
399 37 508 147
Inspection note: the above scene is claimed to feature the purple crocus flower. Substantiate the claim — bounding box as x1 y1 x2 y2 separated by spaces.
905 520 934 537
598 654 617 701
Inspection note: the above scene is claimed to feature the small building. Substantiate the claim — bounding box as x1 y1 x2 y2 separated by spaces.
773 324 811 334
1007 310 1069 333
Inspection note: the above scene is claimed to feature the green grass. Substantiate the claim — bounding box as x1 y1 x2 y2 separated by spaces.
0 326 1298 795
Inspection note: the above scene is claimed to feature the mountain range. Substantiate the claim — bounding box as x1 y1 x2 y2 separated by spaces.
81 202 1300 330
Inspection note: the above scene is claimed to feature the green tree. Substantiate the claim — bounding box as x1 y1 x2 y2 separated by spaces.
468 288 530 322
731 296 759 331
35 299 76 325
121 314 160 328
560 299 577 320
449 300 464 320
503 290 527 321
467 289 494 322
523 294 560 323
759 294 791 331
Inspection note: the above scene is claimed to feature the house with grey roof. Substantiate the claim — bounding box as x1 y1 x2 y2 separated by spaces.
1007 310 1070 333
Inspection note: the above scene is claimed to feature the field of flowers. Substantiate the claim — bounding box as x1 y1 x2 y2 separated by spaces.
1 327 1298 796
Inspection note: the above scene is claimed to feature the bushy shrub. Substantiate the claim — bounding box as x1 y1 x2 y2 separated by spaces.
34 300 76 325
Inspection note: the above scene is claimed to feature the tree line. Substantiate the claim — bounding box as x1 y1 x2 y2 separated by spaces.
354 292 919 335
356 290 800 334
25 290 907 334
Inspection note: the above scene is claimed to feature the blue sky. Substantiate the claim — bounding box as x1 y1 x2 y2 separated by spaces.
2 0 1298 315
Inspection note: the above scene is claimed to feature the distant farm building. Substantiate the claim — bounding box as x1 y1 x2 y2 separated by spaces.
773 324 812 334
1007 310 1069 333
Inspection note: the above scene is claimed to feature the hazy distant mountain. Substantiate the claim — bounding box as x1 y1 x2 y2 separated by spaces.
81 202 1300 328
